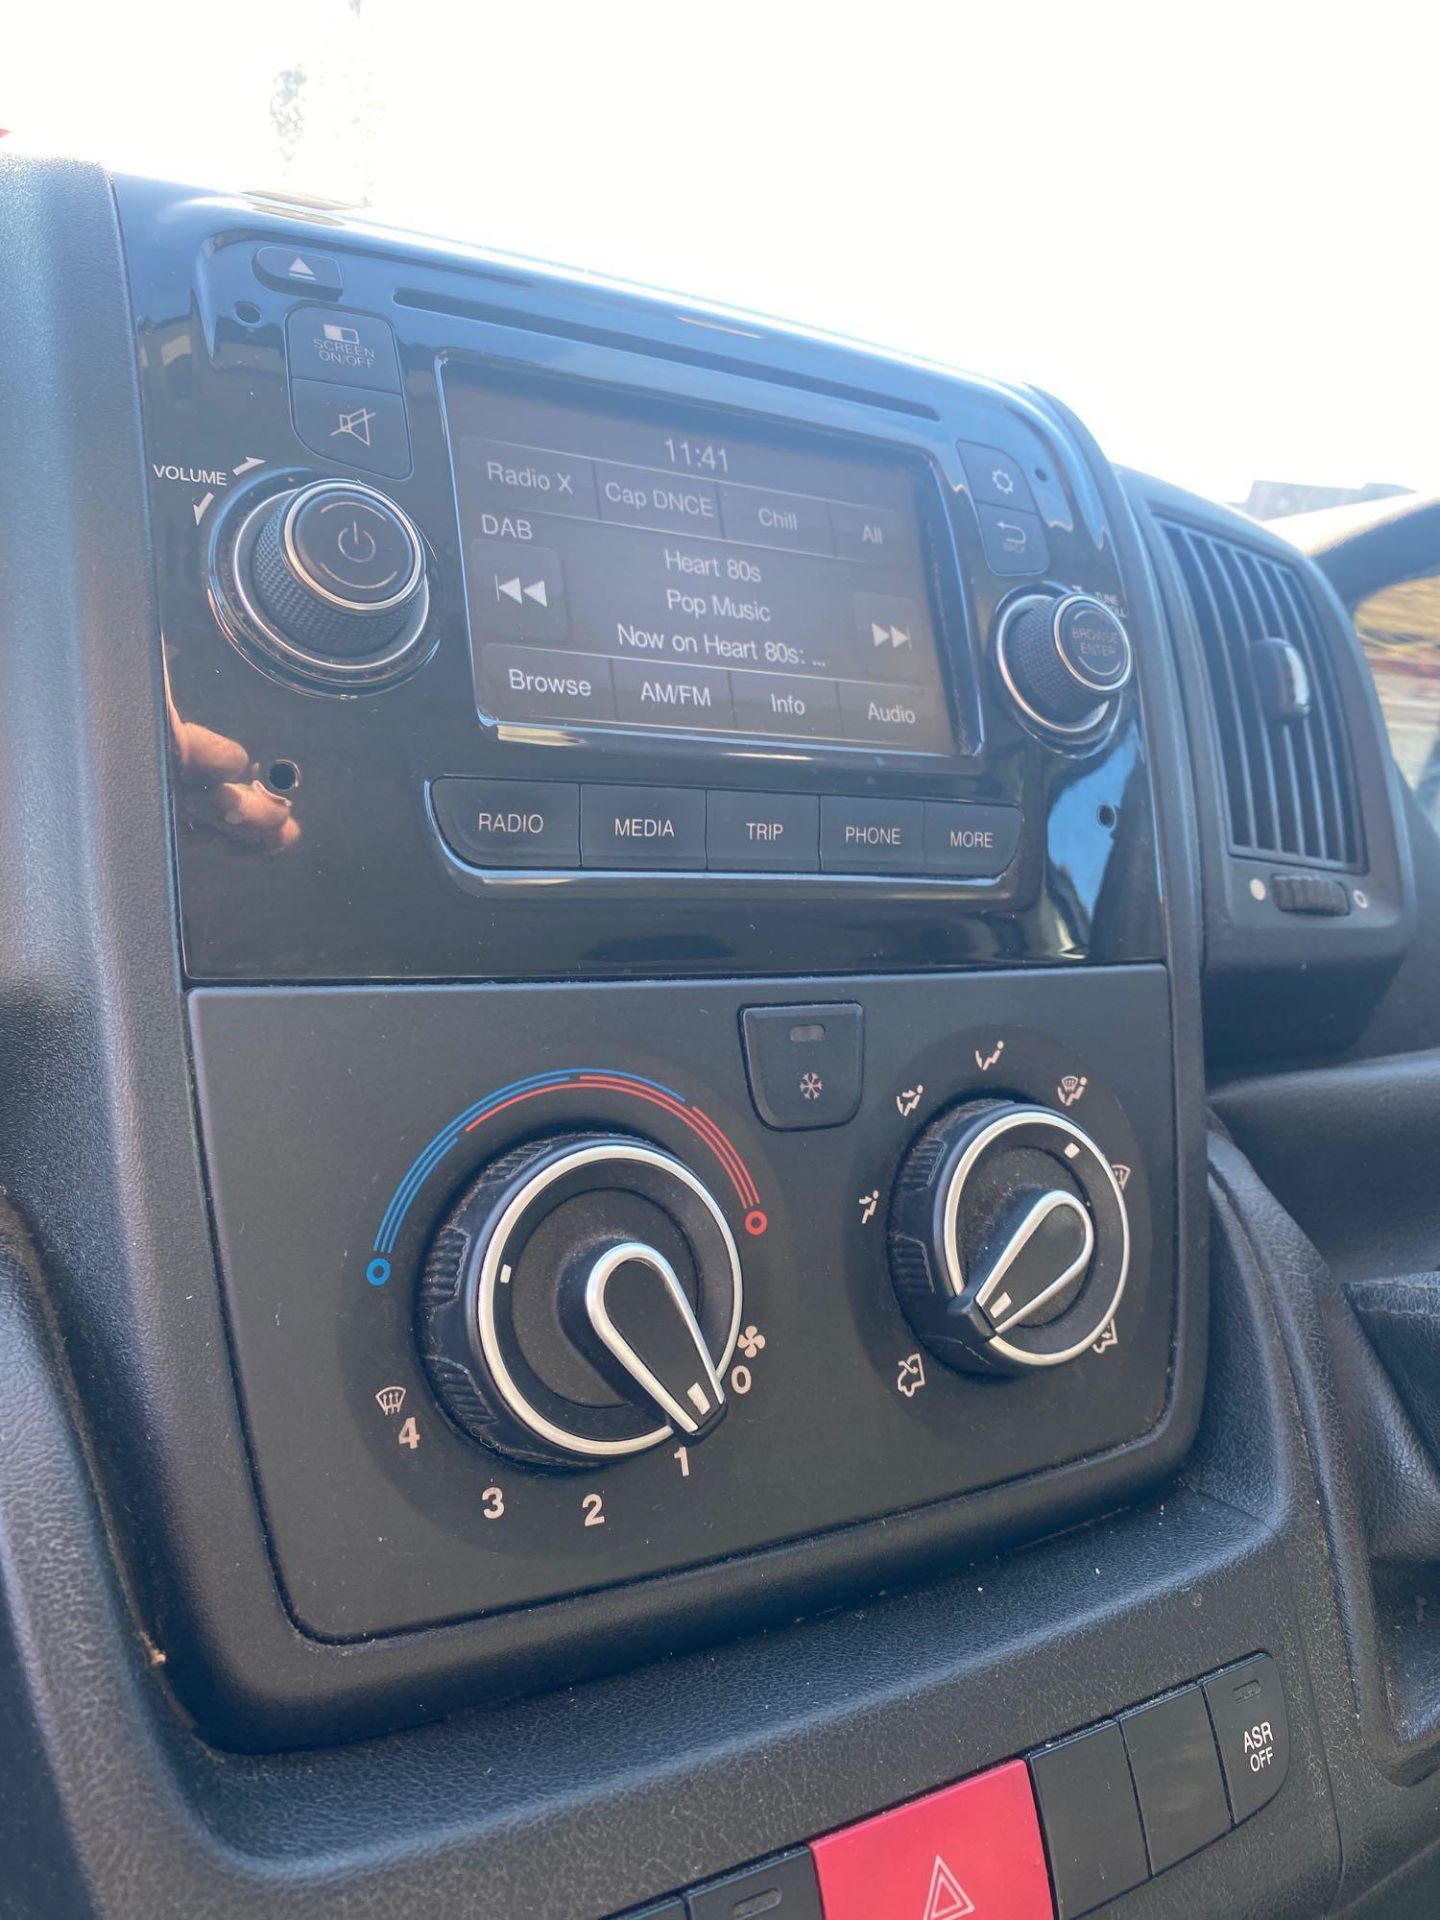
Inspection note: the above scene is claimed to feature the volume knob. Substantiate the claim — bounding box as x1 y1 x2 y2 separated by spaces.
224 479 430 687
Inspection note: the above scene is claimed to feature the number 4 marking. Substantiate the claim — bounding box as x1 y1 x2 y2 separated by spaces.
397 1416 420 1450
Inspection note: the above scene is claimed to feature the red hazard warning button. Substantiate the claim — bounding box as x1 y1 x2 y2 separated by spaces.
810 1760 1054 1919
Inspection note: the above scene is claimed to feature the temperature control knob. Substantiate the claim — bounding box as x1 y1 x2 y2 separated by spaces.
417 1134 744 1466
995 592 1132 739
222 478 430 686
888 1101 1129 1372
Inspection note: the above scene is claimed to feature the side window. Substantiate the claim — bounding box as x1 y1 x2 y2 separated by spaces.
1354 575 1440 823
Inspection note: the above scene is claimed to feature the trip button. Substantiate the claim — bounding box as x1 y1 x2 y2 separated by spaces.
581 785 707 869
923 802 1022 877
1202 1654 1290 1824
741 1003 863 1130
291 378 412 479
254 246 343 296
431 778 580 870
706 791 820 871
820 796 925 873
959 440 1037 512
285 306 401 392
976 504 1049 576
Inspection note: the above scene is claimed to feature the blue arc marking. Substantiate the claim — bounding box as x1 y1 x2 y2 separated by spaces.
372 1067 673 1260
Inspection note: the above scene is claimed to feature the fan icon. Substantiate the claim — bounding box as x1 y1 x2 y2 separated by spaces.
799 1071 824 1101
739 1325 766 1359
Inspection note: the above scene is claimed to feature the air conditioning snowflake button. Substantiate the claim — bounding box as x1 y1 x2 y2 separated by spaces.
888 1100 1130 1373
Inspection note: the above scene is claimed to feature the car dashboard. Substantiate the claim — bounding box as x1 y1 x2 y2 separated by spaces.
2 155 1439 1920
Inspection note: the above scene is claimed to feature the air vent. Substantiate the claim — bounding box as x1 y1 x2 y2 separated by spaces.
1159 518 1362 868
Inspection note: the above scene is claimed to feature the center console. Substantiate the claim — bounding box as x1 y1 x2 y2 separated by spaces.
102 175 1200 1739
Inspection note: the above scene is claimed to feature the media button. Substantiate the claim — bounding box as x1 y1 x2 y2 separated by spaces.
976 502 1049 576
829 500 912 564
707 791 820 871
471 539 568 640
480 644 616 725
922 802 1022 877
612 657 734 732
836 678 948 751
731 670 842 739
820 796 925 873
460 436 597 521
594 461 721 536
719 484 832 554
431 778 580 869
581 786 707 869
285 306 401 392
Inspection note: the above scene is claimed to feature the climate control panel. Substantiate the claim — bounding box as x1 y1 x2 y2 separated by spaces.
190 966 1175 1659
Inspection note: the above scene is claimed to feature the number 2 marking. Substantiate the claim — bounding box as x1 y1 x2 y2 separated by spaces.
582 1491 606 1528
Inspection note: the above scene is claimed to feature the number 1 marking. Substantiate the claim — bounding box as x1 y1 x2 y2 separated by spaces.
673 1445 690 1478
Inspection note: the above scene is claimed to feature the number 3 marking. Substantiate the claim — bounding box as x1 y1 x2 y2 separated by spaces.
481 1486 505 1521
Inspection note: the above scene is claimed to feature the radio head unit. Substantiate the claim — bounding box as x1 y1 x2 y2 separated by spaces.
445 368 968 761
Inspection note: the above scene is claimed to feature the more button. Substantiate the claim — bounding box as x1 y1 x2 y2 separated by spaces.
923 802 1022 877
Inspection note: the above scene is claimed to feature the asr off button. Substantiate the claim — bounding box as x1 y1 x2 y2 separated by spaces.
287 484 424 612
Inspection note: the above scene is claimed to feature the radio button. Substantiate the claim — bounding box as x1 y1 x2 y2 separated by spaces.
291 378 412 478
976 502 1049 576
820 796 925 873
581 786 707 869
922 802 1022 878
480 644 617 724
707 791 820 871
431 778 580 870
285 306 401 392
613 658 734 732
731 670 841 740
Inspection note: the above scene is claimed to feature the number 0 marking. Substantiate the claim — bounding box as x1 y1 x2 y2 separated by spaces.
729 1363 752 1396
582 1491 606 1528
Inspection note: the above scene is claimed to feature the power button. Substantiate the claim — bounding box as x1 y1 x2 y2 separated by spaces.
287 484 423 609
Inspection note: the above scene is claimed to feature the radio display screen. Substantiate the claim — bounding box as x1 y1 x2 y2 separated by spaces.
444 370 960 756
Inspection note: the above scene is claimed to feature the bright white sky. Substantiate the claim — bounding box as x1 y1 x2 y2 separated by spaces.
9 2 1439 506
